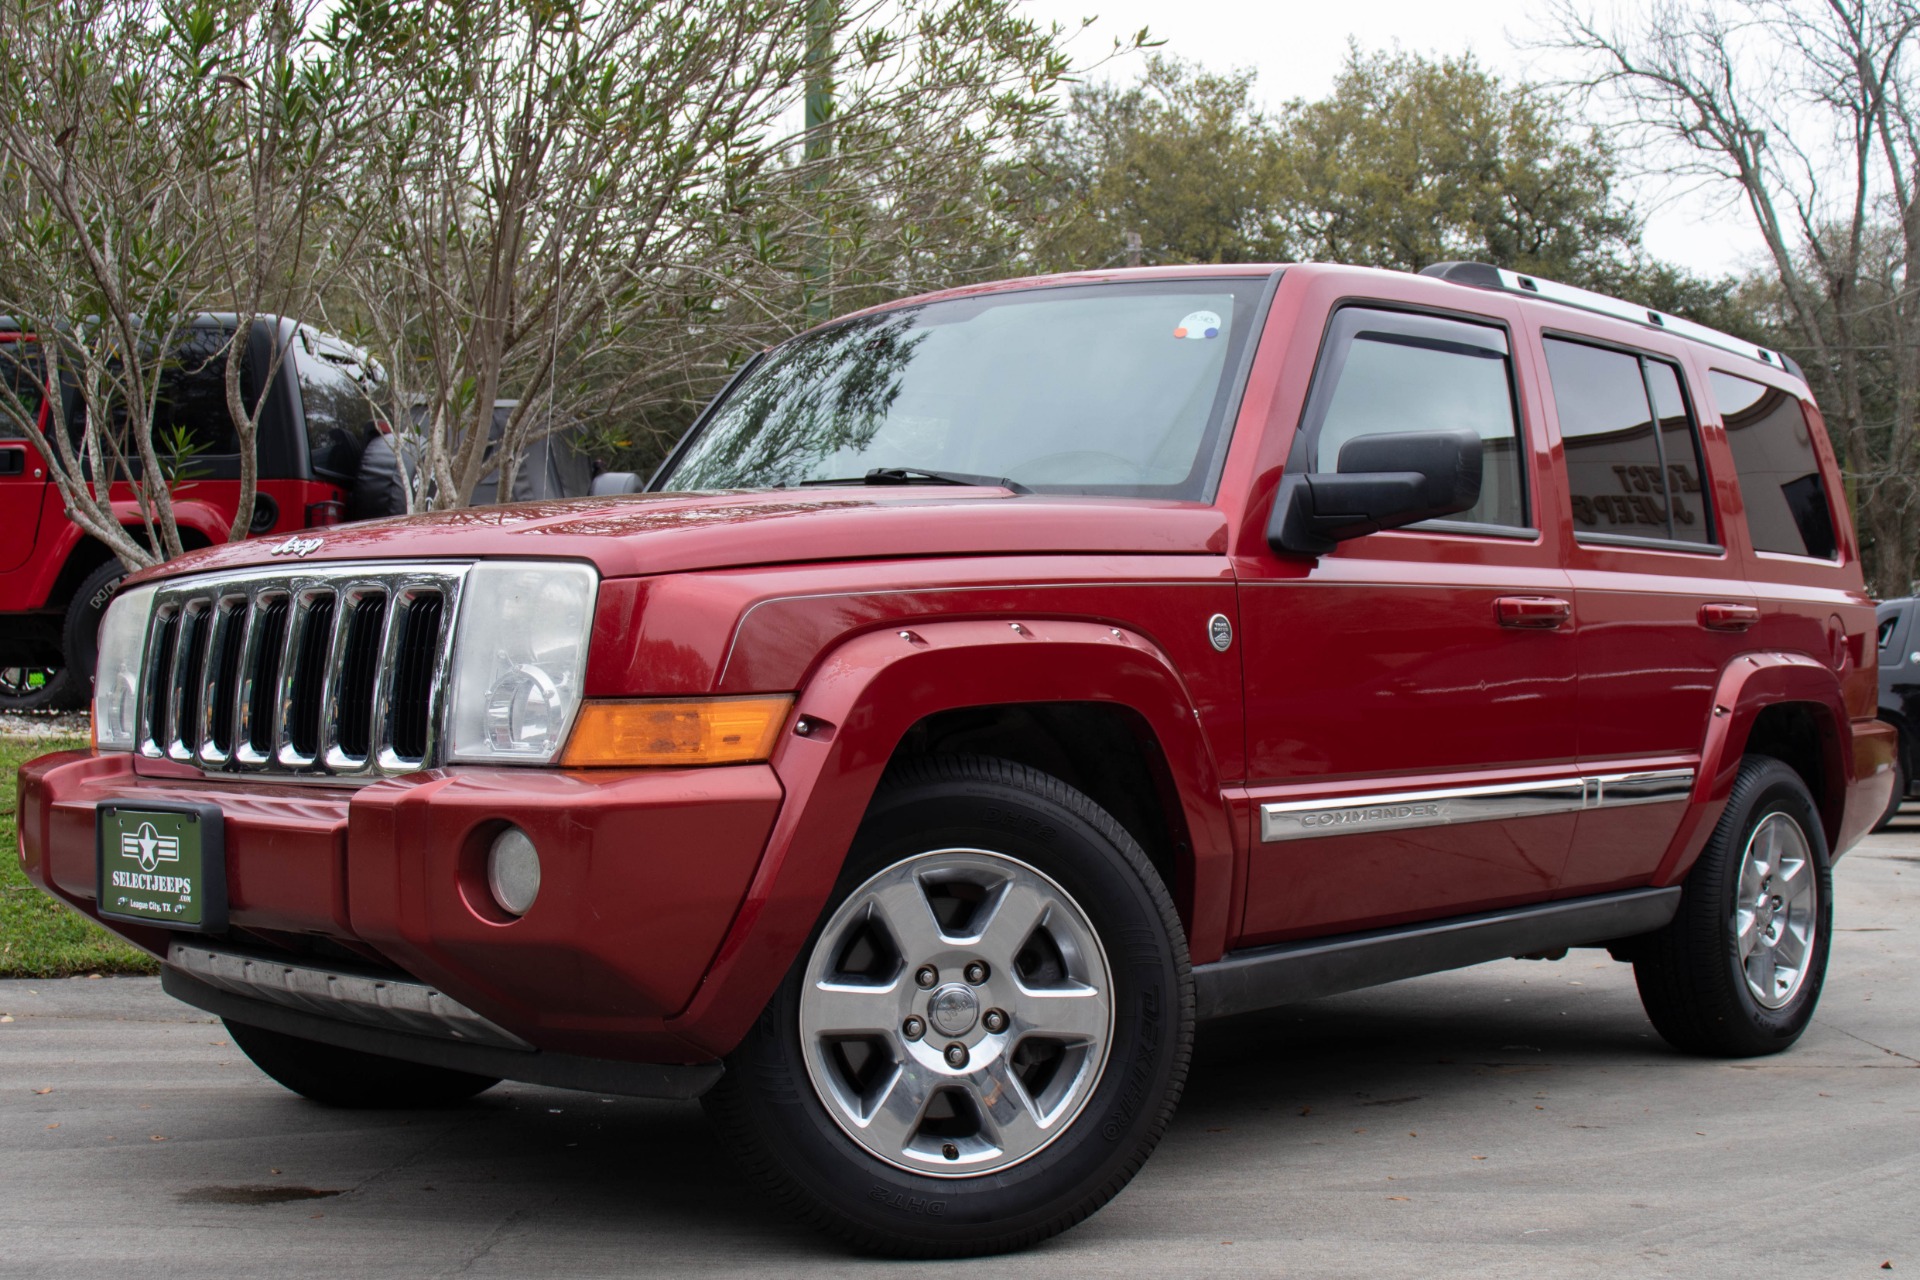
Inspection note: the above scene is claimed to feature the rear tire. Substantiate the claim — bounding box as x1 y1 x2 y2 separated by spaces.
703 756 1192 1257
224 1018 499 1108
1633 756 1832 1057
56 560 125 710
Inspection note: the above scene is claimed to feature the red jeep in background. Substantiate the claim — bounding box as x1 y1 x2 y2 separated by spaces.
0 318 376 710
16 263 1895 1256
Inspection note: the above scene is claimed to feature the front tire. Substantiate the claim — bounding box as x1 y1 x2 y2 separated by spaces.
224 1018 499 1108
1633 756 1832 1057
703 756 1192 1257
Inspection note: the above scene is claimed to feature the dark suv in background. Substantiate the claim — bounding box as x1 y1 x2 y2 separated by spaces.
1876 596 1919 827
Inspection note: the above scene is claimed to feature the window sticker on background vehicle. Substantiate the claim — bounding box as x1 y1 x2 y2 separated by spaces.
1173 310 1221 340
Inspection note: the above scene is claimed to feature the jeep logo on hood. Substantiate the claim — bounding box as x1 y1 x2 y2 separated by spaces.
267 535 324 558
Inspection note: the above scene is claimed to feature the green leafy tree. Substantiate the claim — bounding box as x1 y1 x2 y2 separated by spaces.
1272 47 1636 277
1025 56 1285 271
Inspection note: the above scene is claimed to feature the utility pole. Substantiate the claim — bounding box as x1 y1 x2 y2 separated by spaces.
1124 231 1142 268
803 0 837 323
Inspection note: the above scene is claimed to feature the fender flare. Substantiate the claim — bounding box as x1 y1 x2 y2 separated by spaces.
24 498 234 606
667 616 1234 1057
1654 651 1852 886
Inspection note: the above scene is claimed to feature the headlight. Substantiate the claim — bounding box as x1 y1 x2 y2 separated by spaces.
446 562 598 764
91 583 157 752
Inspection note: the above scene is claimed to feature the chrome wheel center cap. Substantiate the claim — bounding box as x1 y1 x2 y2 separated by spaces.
927 983 980 1038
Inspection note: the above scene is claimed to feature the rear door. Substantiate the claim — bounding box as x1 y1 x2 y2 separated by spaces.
1236 300 1582 942
0 336 50 573
1535 330 1751 892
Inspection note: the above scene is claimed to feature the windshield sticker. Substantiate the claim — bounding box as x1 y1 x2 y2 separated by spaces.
1173 310 1221 341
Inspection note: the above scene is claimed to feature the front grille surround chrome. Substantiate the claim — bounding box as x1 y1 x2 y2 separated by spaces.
136 563 471 781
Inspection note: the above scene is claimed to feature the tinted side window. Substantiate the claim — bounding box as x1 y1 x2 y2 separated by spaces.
0 341 43 438
1710 371 1838 560
1545 338 1714 545
1304 309 1528 529
295 341 383 481
1644 362 1712 544
127 329 252 457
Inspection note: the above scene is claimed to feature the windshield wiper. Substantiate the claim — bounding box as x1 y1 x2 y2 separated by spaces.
797 467 1029 494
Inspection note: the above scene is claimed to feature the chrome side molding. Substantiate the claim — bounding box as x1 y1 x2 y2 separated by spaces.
1259 769 1694 842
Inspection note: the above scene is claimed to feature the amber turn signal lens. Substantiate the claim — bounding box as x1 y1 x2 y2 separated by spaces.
559 696 794 767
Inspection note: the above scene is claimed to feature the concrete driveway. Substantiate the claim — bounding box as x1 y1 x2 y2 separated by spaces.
5 822 1917 1279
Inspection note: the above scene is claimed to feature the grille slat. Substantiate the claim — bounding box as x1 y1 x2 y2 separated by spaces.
137 565 467 781
335 595 387 760
144 612 180 752
206 600 247 758
285 594 336 760
170 607 212 760
389 594 444 763
242 597 291 757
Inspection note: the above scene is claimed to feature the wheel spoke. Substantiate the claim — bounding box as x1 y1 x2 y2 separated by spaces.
961 1055 1047 1156
974 879 1052 970
1015 984 1108 1043
866 877 948 958
1774 916 1811 971
1746 947 1779 1003
1734 906 1762 958
800 980 902 1038
1775 855 1811 906
860 1060 933 1152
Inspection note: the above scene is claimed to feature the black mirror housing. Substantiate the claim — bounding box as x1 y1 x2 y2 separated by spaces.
1268 428 1483 556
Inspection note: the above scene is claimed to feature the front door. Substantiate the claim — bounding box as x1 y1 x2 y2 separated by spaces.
1237 303 1581 944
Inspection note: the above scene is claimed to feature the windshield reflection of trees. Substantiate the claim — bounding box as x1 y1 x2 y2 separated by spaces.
670 310 927 489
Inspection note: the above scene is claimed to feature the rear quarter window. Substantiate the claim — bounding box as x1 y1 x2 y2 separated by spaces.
1708 371 1838 560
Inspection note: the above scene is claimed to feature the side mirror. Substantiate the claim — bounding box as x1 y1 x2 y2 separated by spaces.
589 471 644 496
1267 429 1483 556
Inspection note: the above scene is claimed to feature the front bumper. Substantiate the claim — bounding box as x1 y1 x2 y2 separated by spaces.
17 750 784 1068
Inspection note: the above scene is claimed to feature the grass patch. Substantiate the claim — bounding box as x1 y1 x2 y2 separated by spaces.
2 735 159 978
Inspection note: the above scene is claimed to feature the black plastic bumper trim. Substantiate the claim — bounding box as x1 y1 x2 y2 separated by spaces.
162 967 724 1101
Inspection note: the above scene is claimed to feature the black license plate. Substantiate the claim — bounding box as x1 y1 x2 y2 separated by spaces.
96 801 227 931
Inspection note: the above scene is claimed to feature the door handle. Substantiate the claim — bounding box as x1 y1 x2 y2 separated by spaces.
1699 602 1760 632
1496 596 1572 629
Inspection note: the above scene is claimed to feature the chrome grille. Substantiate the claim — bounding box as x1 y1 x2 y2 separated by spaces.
137 564 470 780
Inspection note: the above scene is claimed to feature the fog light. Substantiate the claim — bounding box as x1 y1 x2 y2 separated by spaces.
487 827 541 917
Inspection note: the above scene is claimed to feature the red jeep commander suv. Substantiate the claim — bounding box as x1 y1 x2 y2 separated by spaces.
17 263 1893 1255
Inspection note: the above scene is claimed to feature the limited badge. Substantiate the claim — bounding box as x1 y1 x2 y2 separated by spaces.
1174 310 1221 340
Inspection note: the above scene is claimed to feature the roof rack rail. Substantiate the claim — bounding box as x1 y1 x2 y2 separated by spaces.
1418 261 1802 380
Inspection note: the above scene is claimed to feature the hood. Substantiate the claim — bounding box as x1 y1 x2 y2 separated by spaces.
143 487 1230 582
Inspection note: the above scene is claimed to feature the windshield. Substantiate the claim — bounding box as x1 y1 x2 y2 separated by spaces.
657 279 1267 499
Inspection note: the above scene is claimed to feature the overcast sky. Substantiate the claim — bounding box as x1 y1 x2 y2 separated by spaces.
1019 0 1770 279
